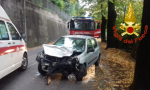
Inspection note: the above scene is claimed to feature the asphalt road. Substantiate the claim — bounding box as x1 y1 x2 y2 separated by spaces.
0 46 100 90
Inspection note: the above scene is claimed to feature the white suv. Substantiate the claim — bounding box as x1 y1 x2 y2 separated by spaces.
0 6 28 79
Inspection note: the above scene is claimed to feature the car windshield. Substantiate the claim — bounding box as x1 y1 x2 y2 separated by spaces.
70 20 95 31
53 37 85 52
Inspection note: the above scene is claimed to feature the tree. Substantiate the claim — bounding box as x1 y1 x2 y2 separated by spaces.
48 0 65 9
131 0 150 89
101 0 107 42
101 16 107 42
63 0 76 16
106 0 117 48
48 0 81 16
81 0 108 42
74 2 86 17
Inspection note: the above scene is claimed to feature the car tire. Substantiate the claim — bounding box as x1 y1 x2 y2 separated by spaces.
76 64 87 81
20 53 28 71
95 54 100 66
38 63 46 75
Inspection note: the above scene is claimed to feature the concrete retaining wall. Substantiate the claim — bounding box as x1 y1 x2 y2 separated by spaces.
0 0 69 47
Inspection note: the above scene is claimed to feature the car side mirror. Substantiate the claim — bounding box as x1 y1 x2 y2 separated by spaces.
87 49 95 53
70 20 74 29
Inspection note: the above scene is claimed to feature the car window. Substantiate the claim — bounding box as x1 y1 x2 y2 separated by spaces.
7 23 20 40
0 20 9 40
87 39 94 51
91 38 97 49
54 37 65 46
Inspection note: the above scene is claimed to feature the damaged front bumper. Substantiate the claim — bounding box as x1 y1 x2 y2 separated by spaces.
36 51 80 76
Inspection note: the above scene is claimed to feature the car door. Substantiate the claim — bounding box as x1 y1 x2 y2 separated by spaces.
86 38 95 68
0 20 13 72
91 38 99 63
6 22 23 65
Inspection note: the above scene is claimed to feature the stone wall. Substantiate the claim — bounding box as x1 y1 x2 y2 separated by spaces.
0 0 69 47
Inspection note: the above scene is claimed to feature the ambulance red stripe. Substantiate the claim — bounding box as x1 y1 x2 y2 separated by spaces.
0 17 10 21
0 45 25 56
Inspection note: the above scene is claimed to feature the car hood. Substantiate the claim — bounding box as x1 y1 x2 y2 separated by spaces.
43 44 74 58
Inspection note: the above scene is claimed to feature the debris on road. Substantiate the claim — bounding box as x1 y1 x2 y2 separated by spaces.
46 75 52 85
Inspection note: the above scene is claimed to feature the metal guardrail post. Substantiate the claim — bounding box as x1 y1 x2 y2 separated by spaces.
24 0 27 44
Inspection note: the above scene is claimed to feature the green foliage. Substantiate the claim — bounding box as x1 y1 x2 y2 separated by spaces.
63 0 84 16
48 0 84 16
35 0 43 7
82 0 143 24
63 0 76 16
115 0 143 40
48 0 65 9
109 0 114 3
82 0 108 21
74 2 86 17
47 8 51 11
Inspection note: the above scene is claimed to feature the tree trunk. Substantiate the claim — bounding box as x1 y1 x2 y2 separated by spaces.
106 0 117 48
131 0 150 89
101 15 107 42
101 0 107 42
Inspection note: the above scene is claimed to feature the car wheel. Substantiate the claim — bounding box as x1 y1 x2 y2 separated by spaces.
38 63 46 75
95 54 100 66
76 64 87 81
20 53 28 71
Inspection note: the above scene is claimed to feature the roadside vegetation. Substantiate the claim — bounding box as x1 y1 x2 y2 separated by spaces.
81 0 150 90
81 0 143 59
34 0 85 16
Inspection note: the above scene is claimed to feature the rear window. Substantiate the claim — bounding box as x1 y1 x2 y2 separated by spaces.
0 20 9 40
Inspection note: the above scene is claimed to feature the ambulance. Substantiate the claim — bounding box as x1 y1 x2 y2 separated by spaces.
0 5 28 79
